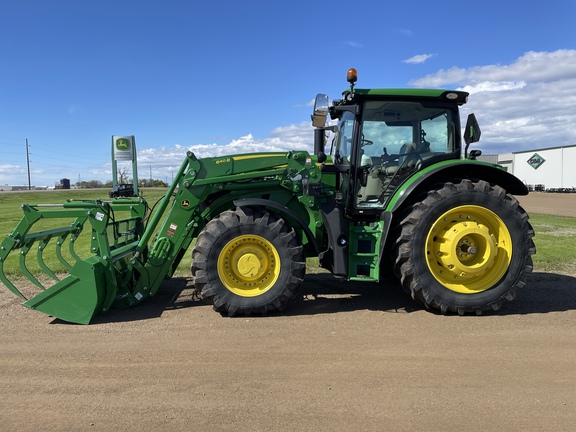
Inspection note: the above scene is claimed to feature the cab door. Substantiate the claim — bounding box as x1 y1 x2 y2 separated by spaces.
330 109 358 209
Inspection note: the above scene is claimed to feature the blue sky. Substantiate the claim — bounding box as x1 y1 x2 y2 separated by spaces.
1 0 575 186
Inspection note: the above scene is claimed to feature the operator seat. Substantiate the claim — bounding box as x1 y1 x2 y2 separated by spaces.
379 143 418 175
357 142 424 205
397 142 418 168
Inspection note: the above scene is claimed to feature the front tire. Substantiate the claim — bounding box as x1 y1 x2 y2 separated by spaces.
191 207 306 316
393 179 536 314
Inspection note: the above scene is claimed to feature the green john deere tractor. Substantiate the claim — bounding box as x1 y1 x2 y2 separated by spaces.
0 68 535 324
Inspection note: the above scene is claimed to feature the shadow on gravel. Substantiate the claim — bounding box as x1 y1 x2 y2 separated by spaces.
292 272 576 316
81 277 201 325
500 272 576 315
287 273 420 315
78 271 576 325
84 274 416 325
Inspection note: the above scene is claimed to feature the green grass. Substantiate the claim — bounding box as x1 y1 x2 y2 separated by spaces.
0 191 574 282
0 189 174 278
529 213 576 274
0 189 166 237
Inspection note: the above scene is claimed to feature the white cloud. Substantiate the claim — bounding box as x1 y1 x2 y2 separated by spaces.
411 50 576 88
0 122 317 186
458 81 526 93
404 54 435 64
397 29 413 37
0 164 26 184
411 50 576 154
292 99 315 108
5 50 574 186
135 121 315 179
343 41 363 49
68 105 78 115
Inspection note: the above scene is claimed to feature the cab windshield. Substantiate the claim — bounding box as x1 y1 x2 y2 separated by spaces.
359 100 455 160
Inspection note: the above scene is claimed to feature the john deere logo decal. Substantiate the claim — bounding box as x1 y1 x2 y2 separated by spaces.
527 153 545 170
116 138 131 151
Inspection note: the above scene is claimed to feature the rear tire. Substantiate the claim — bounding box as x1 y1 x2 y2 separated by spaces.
191 207 306 316
393 179 536 314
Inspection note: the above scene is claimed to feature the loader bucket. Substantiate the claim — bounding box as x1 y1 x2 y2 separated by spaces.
23 258 108 324
0 198 147 324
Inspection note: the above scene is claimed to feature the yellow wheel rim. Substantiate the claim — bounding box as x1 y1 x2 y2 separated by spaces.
217 235 281 297
425 205 512 294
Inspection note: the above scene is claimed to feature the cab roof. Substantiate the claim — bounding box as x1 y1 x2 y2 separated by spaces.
346 88 469 105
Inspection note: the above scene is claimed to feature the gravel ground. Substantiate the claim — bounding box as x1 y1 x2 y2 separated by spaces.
1 192 575 432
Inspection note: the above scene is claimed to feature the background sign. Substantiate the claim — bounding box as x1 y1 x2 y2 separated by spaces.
527 153 546 170
113 135 135 161
111 135 139 196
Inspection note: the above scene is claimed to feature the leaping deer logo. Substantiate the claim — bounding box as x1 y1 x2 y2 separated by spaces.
116 138 131 150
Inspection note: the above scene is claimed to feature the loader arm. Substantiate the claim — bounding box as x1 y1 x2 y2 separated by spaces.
130 150 323 299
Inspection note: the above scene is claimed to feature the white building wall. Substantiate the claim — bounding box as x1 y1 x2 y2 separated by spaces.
477 154 499 164
562 146 576 189
497 152 514 174
513 148 563 189
475 147 575 189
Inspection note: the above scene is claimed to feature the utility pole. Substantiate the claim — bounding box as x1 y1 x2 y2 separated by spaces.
26 138 31 190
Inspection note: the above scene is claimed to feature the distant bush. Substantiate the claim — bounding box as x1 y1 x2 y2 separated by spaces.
75 180 106 189
74 179 168 188
138 179 169 187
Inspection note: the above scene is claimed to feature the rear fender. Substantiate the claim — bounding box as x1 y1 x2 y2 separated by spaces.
387 161 528 214
375 161 528 276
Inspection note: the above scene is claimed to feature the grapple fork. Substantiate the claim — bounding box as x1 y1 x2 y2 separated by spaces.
0 199 146 324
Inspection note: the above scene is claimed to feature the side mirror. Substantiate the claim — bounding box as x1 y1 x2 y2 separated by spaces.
311 94 329 128
464 113 481 145
469 149 483 160
464 113 481 158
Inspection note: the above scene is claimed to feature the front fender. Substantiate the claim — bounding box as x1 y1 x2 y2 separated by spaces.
233 198 321 255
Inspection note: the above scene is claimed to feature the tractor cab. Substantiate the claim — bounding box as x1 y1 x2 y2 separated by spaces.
313 68 477 215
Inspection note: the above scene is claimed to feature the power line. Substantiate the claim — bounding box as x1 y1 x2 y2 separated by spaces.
26 152 75 163
31 161 75 168
31 144 87 157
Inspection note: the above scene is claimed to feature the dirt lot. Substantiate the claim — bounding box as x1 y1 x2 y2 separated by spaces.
1 193 575 431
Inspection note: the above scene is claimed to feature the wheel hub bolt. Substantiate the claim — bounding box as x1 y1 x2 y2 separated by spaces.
460 243 477 255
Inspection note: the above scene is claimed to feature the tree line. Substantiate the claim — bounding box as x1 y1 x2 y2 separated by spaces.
74 178 169 189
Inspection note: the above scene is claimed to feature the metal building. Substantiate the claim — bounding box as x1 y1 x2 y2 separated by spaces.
479 145 576 191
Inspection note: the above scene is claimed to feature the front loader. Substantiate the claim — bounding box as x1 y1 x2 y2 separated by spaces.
0 69 535 323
